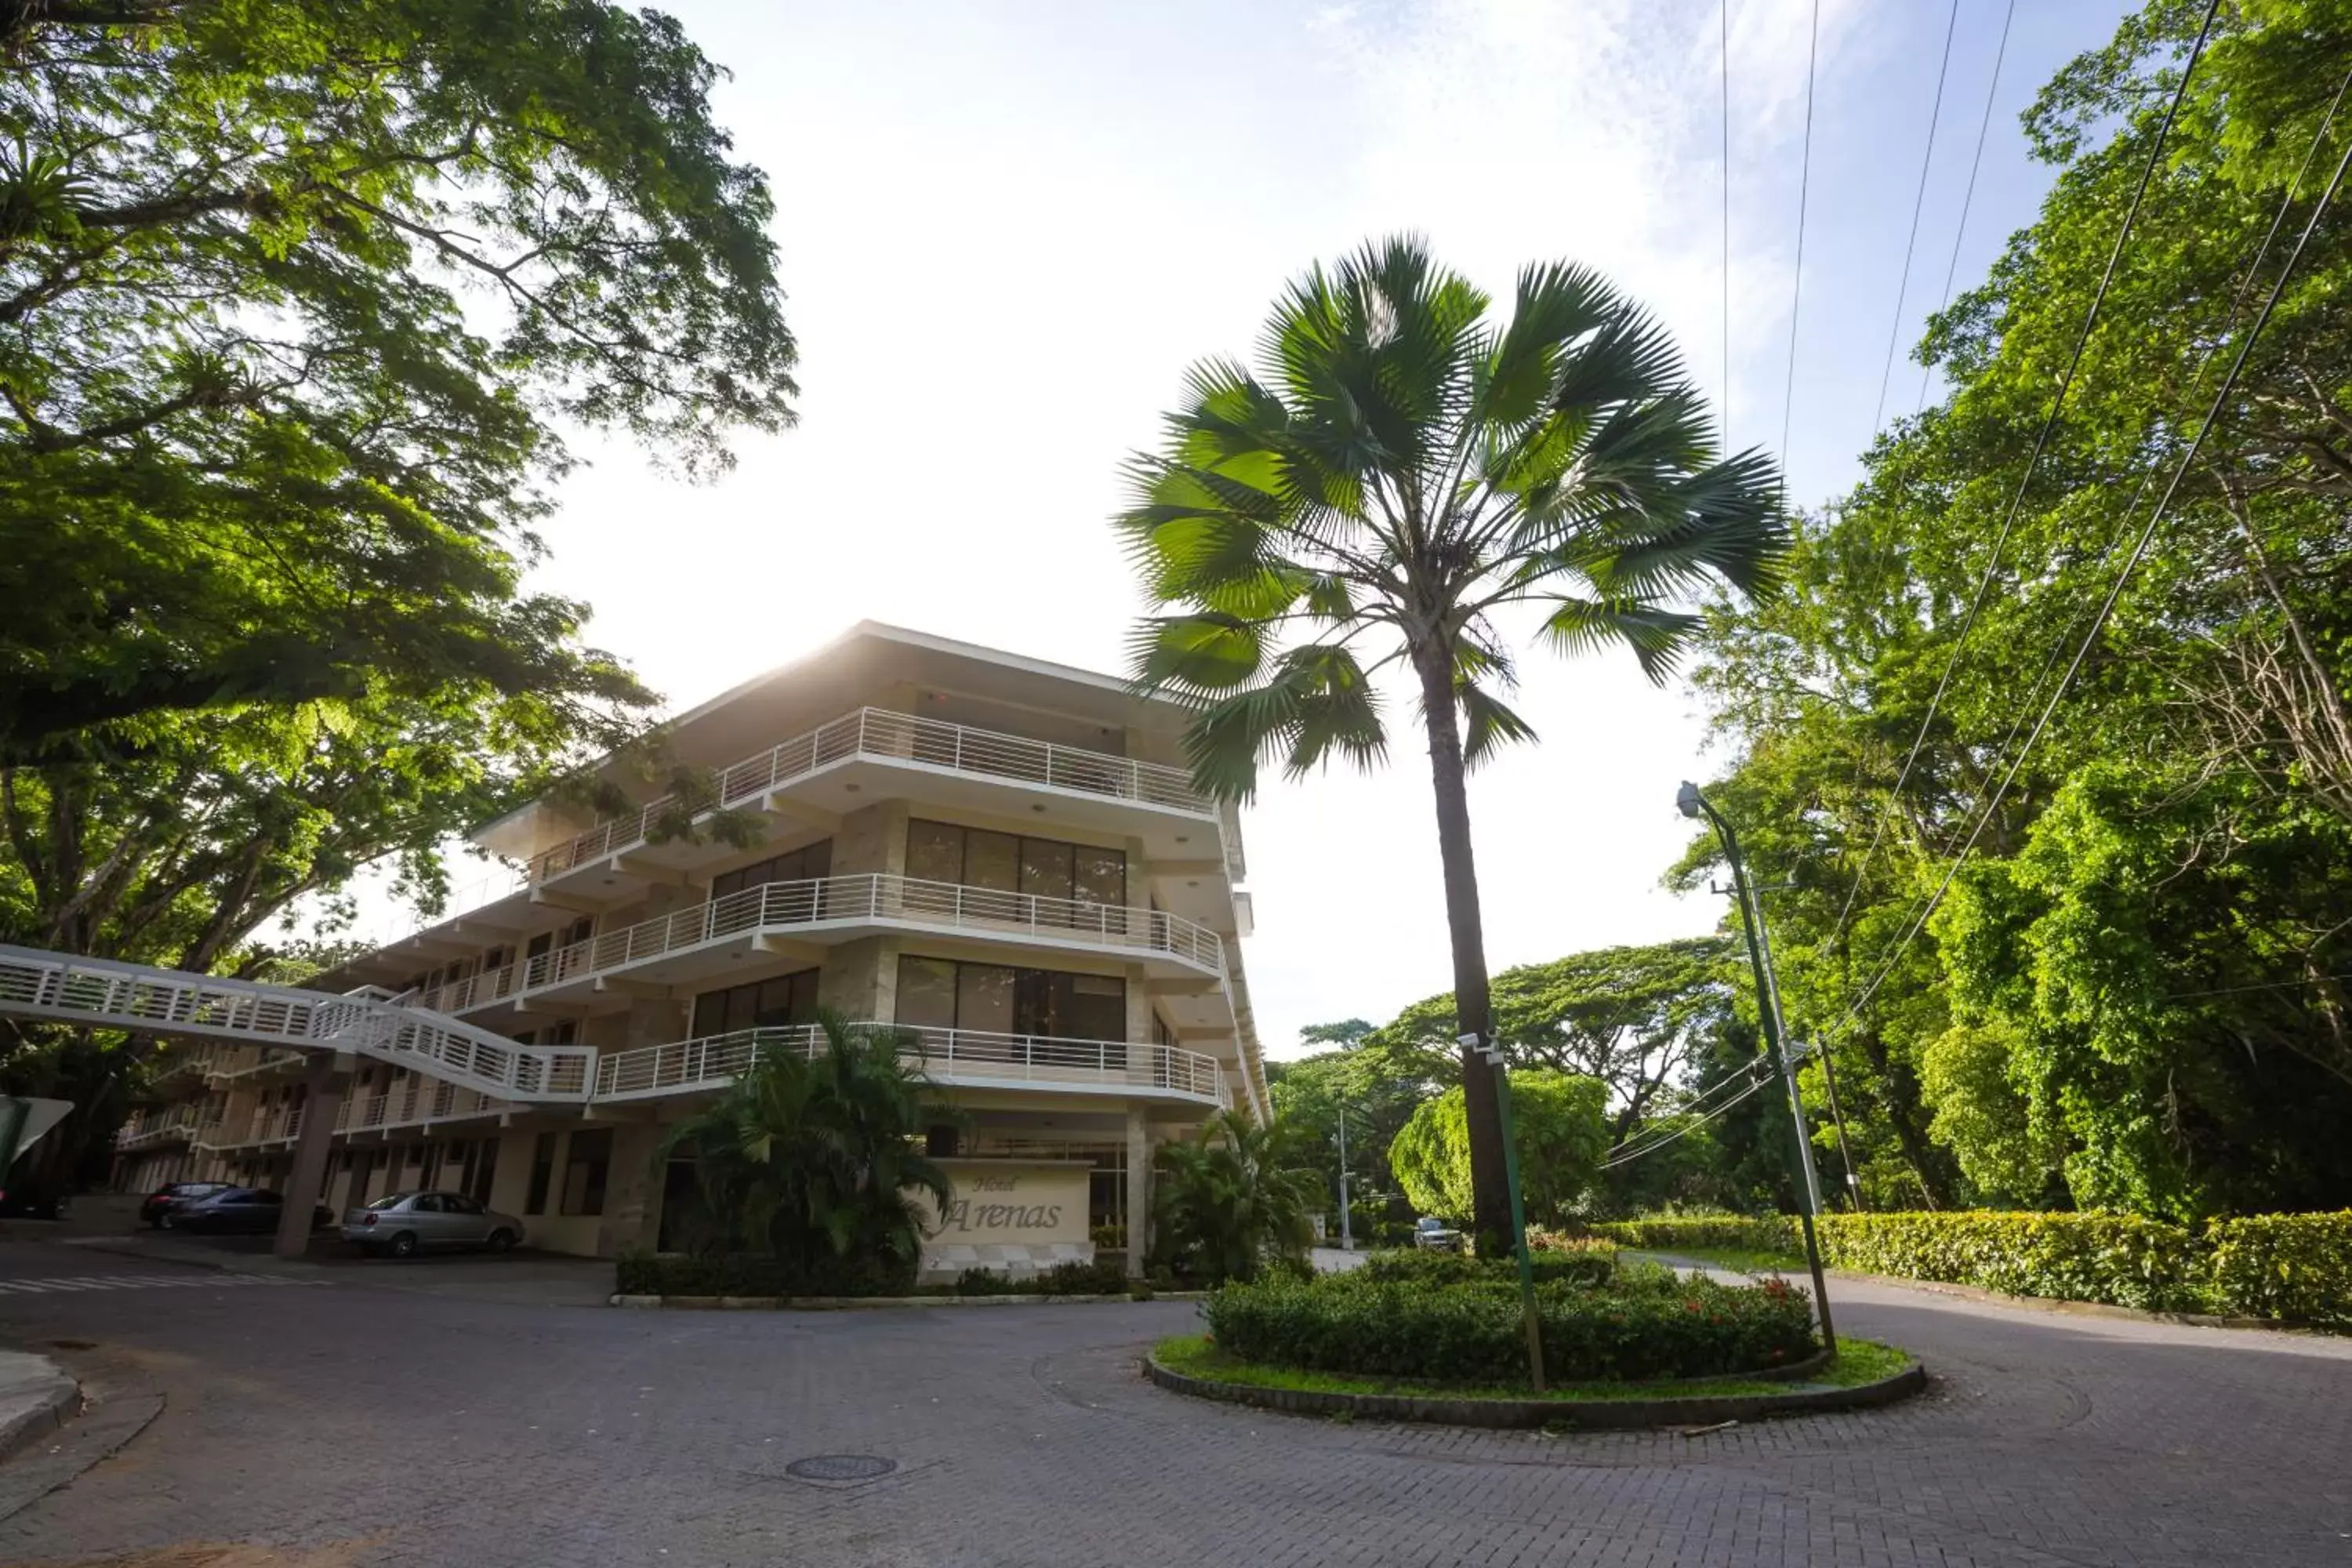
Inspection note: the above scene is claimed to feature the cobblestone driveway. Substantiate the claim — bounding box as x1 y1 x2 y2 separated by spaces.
2 1240 2347 1566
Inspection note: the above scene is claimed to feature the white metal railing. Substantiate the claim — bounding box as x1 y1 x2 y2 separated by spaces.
413 873 1225 1015
0 944 592 1104
530 707 1215 882
117 1105 200 1149
205 1047 307 1084
593 1022 1229 1106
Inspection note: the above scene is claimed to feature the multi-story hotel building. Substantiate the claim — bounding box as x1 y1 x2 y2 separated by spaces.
107 624 1268 1274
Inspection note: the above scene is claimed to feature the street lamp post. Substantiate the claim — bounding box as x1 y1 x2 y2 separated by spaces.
1465 1032 1546 1392
1334 1105 1352 1252
1676 782 1838 1356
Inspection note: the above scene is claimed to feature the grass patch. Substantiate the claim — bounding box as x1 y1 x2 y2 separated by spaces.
1153 1334 1911 1404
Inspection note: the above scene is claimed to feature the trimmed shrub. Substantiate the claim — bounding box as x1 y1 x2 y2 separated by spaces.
1359 1247 1615 1290
615 1250 917 1298
1203 1272 1814 1385
1590 1215 1798 1254
2204 1211 2352 1326
1813 1210 2201 1311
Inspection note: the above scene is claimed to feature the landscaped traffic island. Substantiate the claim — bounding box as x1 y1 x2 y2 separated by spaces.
1146 1252 1923 1428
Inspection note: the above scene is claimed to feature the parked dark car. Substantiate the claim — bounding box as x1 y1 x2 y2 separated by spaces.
0 1184 70 1221
170 1187 332 1236
142 1181 234 1228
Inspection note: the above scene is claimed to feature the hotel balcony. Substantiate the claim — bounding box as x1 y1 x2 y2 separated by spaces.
593 1022 1229 1109
412 874 1227 1018
526 708 1225 906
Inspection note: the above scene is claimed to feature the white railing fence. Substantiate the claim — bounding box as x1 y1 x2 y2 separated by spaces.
593 1021 1227 1105
0 945 591 1105
416 874 1224 1015
530 707 1214 881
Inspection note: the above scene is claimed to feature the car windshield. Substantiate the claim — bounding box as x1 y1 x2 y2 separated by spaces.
365 1193 415 1211
1418 1218 1444 1231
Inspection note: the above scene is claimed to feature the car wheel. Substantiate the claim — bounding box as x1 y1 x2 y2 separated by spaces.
157 1210 175 1230
387 1230 419 1260
485 1229 517 1254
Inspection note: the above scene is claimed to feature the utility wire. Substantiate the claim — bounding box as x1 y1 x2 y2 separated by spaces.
1777 0 1822 465
1822 85 2352 1047
1869 0 1963 439
1602 1076 1776 1169
1817 0 2225 967
1914 0 2016 418
1722 0 1732 453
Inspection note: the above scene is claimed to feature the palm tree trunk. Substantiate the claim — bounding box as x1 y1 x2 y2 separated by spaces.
1411 642 1515 1255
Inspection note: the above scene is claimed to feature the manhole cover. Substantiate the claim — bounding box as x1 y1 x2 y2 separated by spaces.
784 1454 897 1483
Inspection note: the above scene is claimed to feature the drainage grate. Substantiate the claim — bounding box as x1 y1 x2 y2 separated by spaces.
784 1454 898 1483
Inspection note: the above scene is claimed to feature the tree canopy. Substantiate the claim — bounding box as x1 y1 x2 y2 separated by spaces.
1674 0 2352 1219
0 0 794 753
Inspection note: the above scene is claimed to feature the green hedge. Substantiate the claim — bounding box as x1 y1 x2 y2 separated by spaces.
1596 1208 2352 1322
1814 1210 2202 1312
2205 1211 2352 1326
1359 1247 1615 1290
1589 1216 1798 1254
1203 1272 1814 1385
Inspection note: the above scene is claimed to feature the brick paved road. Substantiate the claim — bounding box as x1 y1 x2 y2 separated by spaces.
2 1238 2348 1567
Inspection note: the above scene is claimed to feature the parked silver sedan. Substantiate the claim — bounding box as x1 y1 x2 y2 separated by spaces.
343 1191 524 1258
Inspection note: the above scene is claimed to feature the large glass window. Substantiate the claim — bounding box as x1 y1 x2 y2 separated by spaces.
896 956 956 1029
561 1128 612 1217
710 838 833 902
691 967 821 1037
895 956 1126 1041
906 822 1123 910
524 1132 556 1216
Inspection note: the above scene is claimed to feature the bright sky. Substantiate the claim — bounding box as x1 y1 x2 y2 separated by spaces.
368 0 2130 1059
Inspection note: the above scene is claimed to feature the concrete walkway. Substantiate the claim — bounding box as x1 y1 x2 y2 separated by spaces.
0 1349 77 1462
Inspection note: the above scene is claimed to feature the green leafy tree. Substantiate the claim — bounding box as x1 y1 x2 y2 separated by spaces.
1387 1071 1607 1231
1266 1044 1434 1226
1363 938 1739 1147
658 1014 955 1283
1149 1109 1323 1285
1674 0 2352 1215
0 0 795 753
1120 236 1784 1250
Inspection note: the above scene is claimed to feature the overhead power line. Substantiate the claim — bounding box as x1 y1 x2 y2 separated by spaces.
1601 1073 1776 1170
1722 0 1732 453
1914 0 2016 419
1818 0 2226 967
1869 0 1964 439
1822 69 2352 1045
1777 0 1823 465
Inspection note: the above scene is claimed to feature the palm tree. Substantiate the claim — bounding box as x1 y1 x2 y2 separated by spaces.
1120 237 1784 1253
1151 1110 1324 1285
660 1011 956 1285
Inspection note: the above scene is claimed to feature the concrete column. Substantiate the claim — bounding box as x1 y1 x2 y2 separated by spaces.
1124 1105 1150 1279
595 1121 666 1257
272 1051 350 1258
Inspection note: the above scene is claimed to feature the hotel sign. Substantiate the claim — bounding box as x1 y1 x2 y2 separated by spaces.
918 1159 1091 1249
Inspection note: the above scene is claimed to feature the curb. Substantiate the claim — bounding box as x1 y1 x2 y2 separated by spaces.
0 1364 82 1465
1142 1352 1926 1430
611 1291 1210 1310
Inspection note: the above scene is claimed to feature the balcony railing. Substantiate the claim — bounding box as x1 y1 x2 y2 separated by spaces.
530 707 1215 883
116 1106 201 1149
414 873 1225 1014
593 1022 1228 1106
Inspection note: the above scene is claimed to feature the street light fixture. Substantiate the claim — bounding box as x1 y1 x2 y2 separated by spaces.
1677 781 1838 1356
